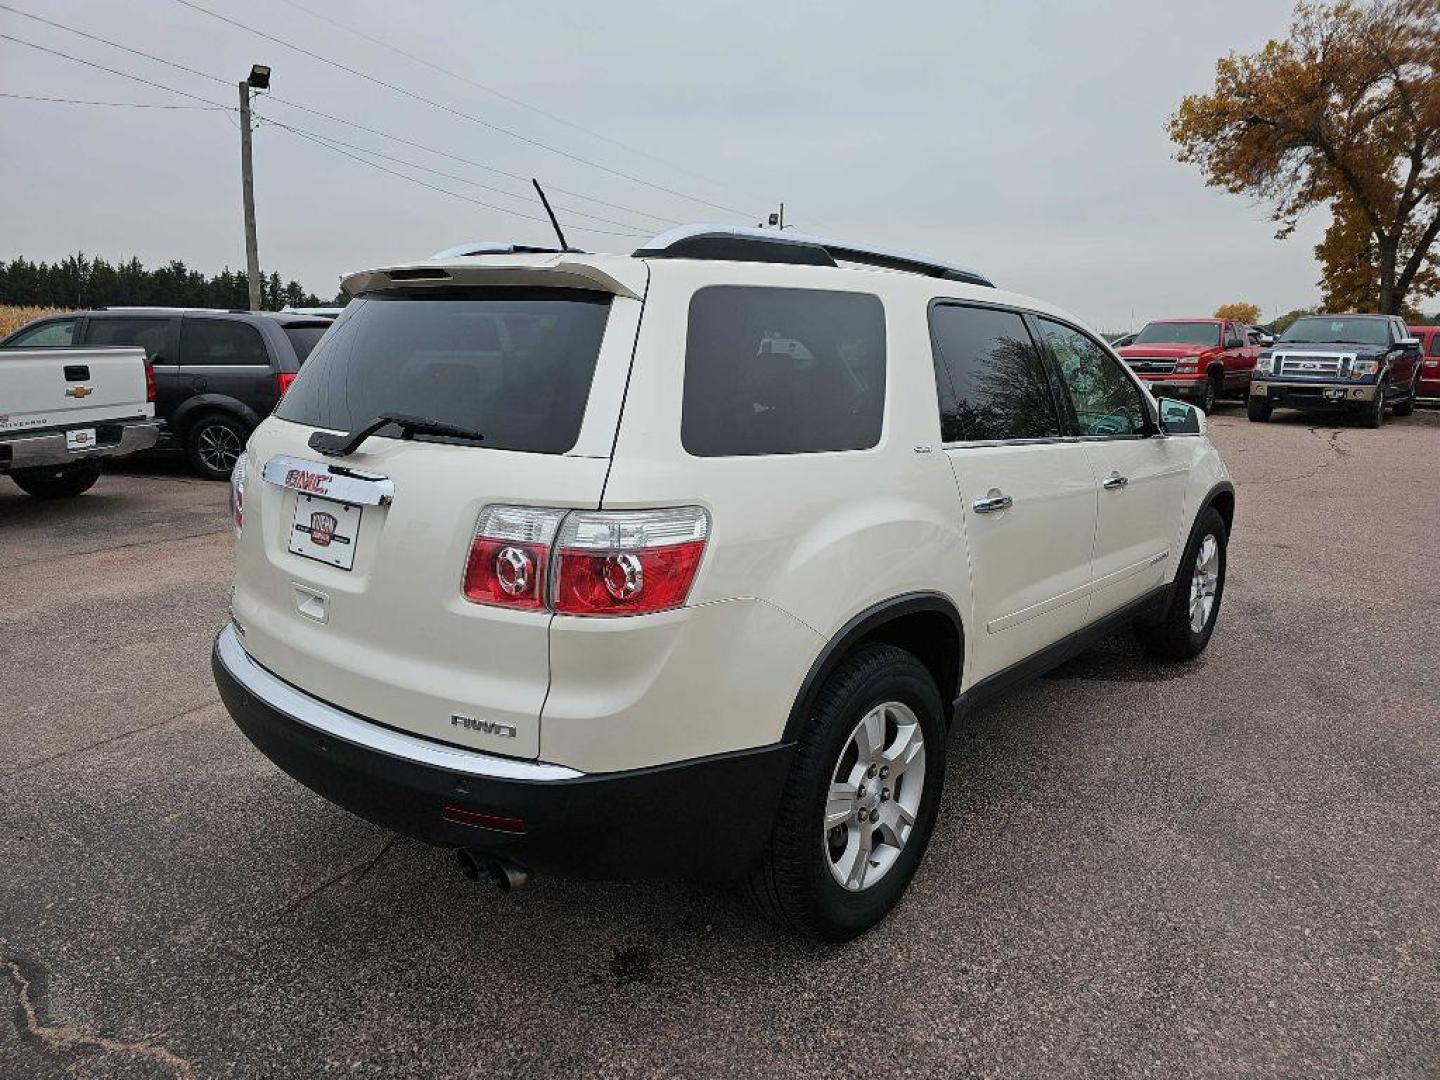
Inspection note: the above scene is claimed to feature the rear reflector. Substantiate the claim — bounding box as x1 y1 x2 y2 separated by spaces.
442 805 526 833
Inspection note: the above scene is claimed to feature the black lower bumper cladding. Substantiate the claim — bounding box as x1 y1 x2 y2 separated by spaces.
212 634 793 881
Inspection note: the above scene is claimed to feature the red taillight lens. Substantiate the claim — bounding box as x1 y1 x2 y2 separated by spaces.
229 452 248 534
276 371 297 396
462 506 566 609
552 507 709 616
144 359 156 403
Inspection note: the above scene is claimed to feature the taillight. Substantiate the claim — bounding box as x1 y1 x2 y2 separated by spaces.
144 359 156 403
461 505 709 616
230 452 248 534
462 505 566 609
276 372 297 396
553 507 709 616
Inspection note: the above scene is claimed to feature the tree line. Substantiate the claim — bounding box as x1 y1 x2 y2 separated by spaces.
0 253 339 311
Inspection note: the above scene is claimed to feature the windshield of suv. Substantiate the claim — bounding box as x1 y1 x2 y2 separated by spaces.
275 287 611 454
1132 322 1221 346
1279 317 1390 346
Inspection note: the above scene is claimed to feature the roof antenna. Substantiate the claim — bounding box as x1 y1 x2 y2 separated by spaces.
531 179 571 252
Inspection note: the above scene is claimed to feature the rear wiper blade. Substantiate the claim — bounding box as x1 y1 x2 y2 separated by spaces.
308 412 485 457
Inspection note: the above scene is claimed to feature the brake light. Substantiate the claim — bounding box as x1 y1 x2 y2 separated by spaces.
553 508 709 616
276 371 298 396
144 359 156 403
460 505 710 616
462 505 566 609
229 452 248 534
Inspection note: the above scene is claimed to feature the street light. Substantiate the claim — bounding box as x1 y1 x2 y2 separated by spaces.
247 64 271 90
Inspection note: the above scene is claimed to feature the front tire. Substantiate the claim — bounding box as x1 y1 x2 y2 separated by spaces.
1247 396 1272 422
10 460 104 499
1360 386 1385 429
1199 374 1218 414
185 412 248 480
747 644 946 941
1393 383 1415 417
1135 506 1227 660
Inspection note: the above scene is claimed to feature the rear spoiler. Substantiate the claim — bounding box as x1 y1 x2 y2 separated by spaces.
340 257 645 301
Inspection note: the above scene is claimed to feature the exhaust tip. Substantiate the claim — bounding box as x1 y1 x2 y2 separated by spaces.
456 849 530 892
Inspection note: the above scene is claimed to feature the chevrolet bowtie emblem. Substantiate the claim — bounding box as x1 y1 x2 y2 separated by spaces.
65 385 93 398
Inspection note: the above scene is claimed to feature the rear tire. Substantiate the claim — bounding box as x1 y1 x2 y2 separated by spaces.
1247 397 1272 422
185 412 248 480
746 643 946 941
1135 506 1227 661
10 460 103 499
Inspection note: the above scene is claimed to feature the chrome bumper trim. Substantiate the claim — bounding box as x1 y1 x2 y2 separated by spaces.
3 419 160 469
214 624 584 781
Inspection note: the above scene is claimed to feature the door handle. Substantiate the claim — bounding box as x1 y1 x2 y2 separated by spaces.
1102 473 1129 490
972 493 1013 514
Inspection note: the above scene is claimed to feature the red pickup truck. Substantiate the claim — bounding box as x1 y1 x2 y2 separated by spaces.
1115 318 1262 413
1407 325 1440 402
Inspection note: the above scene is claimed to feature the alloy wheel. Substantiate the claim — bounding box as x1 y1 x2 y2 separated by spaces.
1189 533 1220 633
823 701 926 892
197 423 242 475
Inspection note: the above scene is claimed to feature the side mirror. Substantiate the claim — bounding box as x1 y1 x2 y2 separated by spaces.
1398 336 1421 350
1157 396 1203 435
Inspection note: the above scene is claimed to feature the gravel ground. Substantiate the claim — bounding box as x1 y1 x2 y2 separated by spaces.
1 410 1437 1079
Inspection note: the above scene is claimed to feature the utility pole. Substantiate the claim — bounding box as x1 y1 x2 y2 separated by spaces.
239 64 270 311
766 203 786 230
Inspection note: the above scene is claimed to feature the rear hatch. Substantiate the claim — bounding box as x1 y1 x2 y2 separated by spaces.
231 269 644 760
0 347 151 433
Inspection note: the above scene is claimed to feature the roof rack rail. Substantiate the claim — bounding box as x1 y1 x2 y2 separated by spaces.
428 241 586 260
633 225 994 288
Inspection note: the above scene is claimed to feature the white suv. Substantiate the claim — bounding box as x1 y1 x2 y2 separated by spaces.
214 227 1233 940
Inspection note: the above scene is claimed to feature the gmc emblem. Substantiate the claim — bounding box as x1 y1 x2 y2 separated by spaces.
284 468 331 494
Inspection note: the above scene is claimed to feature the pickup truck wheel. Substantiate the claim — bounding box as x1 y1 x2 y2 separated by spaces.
186 412 247 480
1246 397 1272 422
1392 385 1415 417
1199 375 1218 414
746 643 945 941
1134 506 1227 661
10 460 103 499
1360 386 1385 429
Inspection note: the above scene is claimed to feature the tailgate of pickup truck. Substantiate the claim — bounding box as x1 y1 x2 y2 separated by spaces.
0 347 152 433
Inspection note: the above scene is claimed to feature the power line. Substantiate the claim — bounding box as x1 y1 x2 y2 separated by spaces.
0 4 680 227
0 90 229 109
167 0 758 219
0 31 645 240
260 117 653 233
271 0 752 198
270 122 643 239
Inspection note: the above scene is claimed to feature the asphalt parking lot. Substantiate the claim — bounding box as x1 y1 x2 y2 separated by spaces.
2 408 1437 1079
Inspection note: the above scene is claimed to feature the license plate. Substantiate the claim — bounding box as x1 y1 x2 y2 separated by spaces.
1324 387 1346 400
288 494 362 570
65 428 97 452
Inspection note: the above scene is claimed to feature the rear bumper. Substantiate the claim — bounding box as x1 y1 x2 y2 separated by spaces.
0 418 160 472
1250 380 1379 410
212 625 793 880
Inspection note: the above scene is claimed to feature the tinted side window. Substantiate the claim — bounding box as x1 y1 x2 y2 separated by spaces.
1224 325 1244 347
9 318 78 347
85 317 170 360
1038 319 1148 437
1431 334 1440 357
682 286 885 457
929 305 1060 442
181 319 270 366
282 325 329 363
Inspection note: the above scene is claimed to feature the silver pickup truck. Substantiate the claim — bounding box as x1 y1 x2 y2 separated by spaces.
1 347 161 498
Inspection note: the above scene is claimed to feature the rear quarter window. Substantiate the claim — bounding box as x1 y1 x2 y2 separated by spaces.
681 286 885 457
274 288 612 455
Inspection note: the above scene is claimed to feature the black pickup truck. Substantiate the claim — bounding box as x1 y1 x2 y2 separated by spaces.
1248 313 1422 428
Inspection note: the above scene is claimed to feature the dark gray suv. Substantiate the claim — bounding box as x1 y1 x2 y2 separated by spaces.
2 308 332 478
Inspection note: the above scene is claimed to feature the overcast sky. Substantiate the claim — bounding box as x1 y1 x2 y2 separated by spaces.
2 0 1407 329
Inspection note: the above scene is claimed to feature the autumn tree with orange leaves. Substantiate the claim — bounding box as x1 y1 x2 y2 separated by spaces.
1214 302 1263 323
1169 0 1439 315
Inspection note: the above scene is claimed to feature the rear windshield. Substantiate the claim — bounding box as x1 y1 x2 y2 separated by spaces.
275 288 612 454
1132 321 1221 346
283 324 330 362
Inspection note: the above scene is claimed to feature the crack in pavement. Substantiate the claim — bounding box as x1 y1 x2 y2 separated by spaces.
1245 425 1351 486
2 698 221 778
4 956 196 1079
271 834 402 922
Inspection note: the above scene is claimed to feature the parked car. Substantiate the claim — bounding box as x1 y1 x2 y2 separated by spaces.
1249 313 1422 426
1406 324 1440 402
1 345 160 497
1115 318 1261 413
1 308 333 479
212 226 1234 940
